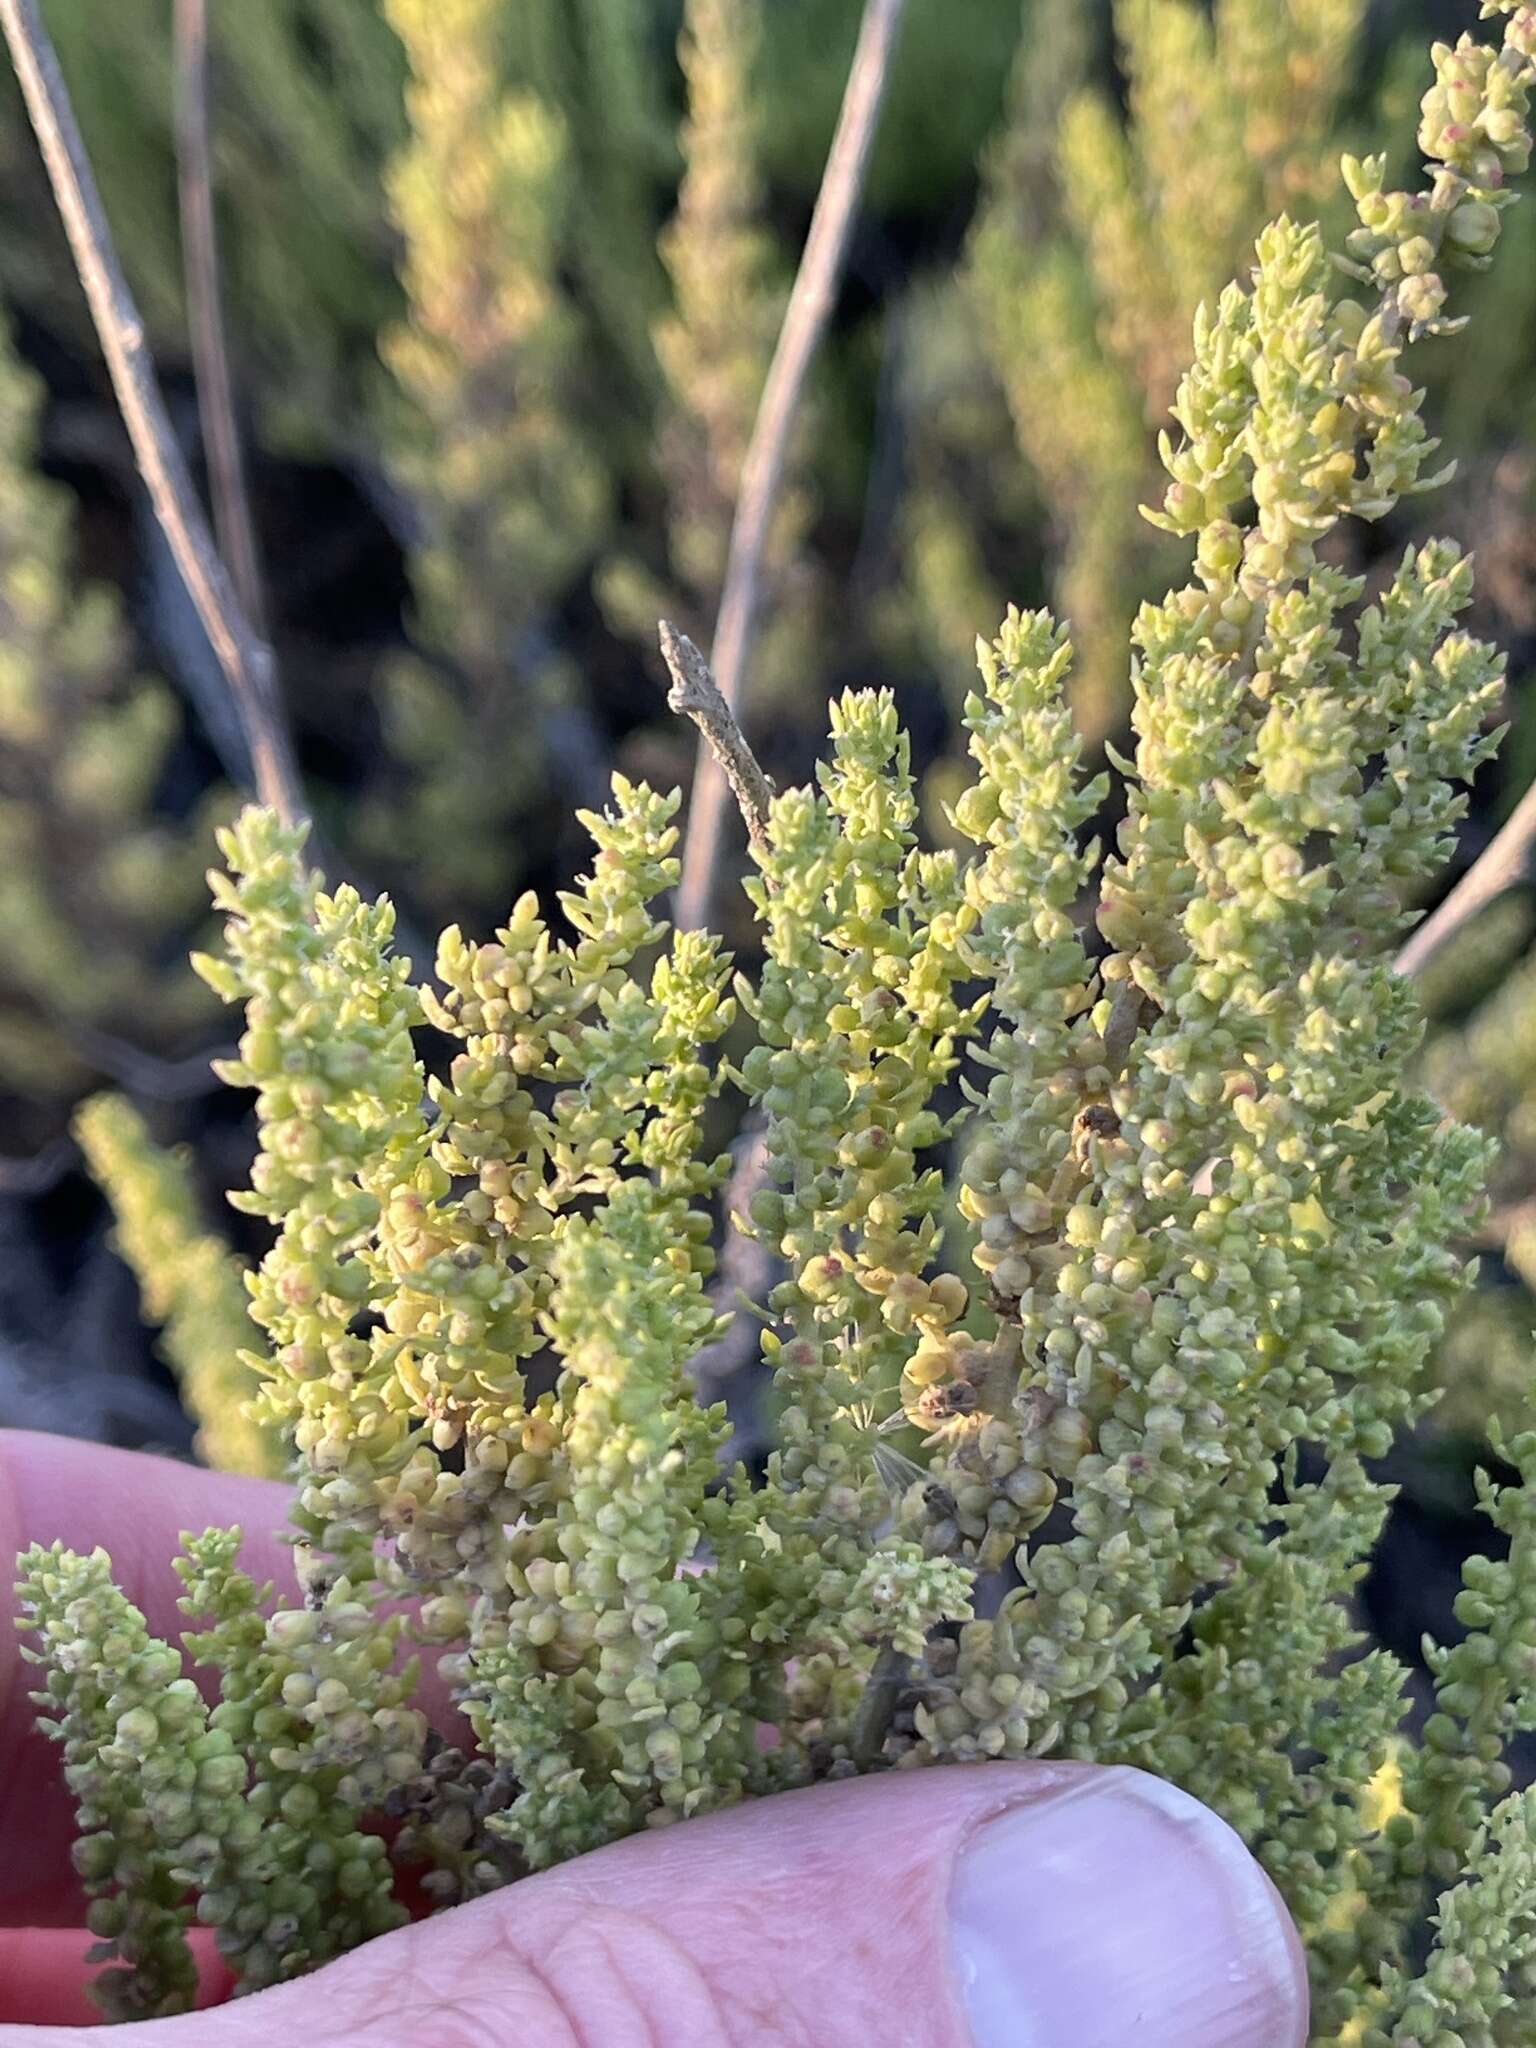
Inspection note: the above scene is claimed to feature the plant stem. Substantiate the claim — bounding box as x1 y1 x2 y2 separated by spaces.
659 621 773 851
0 0 303 826
673 0 908 930
1395 777 1536 980
848 1639 909 1767
174 0 268 640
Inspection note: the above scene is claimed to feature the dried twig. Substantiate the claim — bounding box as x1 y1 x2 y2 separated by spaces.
690 1120 778 1462
0 1136 75 1196
64 1026 235 1101
660 621 773 850
1395 776 1536 980
674 0 909 930
174 0 267 638
848 1638 911 1767
0 0 302 825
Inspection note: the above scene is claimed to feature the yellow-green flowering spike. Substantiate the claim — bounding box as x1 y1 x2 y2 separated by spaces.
964 0 1367 737
425 890 566 1238
16 1543 266 2021
600 0 814 710
1114 1457 1415 2026
74 1094 282 1479
175 1529 415 1987
196 809 428 1511
1375 1787 1536 2046
734 688 983 1758
561 776 681 969
370 777 716 1602
0 303 211 1099
1404 1431 1536 1900
653 0 783 601
742 693 977 1564
459 886 741 1862
646 931 736 1126
917 11 1530 1792
473 1181 739 1864
922 609 1108 1567
374 0 610 912
427 775 681 1235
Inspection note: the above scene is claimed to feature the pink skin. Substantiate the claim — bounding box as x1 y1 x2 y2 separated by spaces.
0 1433 1309 2045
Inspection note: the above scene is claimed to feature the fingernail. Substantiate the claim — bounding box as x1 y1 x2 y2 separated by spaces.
949 1764 1309 2048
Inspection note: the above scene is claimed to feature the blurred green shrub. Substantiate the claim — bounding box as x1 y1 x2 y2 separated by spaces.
0 306 215 1115
73 1092 278 1477
958 0 1368 741
359 0 620 916
0 0 406 450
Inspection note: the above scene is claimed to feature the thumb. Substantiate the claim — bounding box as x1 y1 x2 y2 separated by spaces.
3 1762 1309 2047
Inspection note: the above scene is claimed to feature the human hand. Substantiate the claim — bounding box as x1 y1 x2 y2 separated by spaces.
0 1433 1308 2045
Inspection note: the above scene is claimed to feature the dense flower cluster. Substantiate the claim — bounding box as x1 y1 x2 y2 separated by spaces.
962 0 1369 740
15 8 1536 2038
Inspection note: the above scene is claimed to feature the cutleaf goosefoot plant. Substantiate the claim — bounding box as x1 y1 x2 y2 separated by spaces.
16 7 1536 2036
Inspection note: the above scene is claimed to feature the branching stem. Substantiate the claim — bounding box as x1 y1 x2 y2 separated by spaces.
674 0 908 930
0 0 302 825
660 621 773 852
174 0 268 640
1395 777 1536 980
